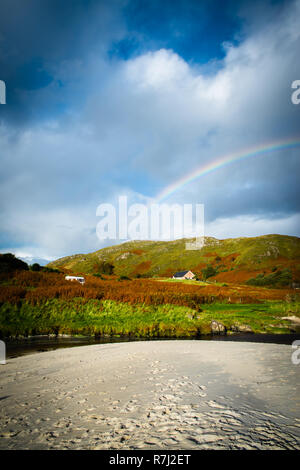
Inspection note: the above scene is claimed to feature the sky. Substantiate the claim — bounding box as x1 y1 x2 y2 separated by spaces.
0 0 299 263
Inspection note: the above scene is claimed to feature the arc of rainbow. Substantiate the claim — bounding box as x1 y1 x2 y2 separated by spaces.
155 138 300 202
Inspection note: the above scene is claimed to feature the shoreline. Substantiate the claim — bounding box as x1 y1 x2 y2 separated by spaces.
0 340 299 450
4 332 300 359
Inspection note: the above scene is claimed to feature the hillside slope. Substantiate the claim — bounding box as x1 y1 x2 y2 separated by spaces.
48 234 300 285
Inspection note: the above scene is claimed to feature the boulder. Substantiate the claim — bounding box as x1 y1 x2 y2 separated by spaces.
210 320 226 335
231 324 253 334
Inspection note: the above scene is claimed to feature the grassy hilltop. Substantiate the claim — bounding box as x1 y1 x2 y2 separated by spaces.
48 234 300 286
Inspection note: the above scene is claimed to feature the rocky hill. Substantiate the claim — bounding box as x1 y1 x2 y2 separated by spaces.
48 234 300 286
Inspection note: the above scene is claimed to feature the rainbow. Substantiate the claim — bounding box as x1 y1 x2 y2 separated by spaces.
155 138 300 202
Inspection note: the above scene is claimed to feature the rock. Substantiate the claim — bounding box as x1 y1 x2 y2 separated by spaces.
210 321 226 335
231 324 253 334
282 316 300 324
117 252 131 260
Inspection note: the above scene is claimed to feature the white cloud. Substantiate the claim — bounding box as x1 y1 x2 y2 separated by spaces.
206 213 300 239
125 49 190 89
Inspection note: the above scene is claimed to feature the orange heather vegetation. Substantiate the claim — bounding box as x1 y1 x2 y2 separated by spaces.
210 254 299 284
131 260 152 276
0 270 295 309
130 249 145 256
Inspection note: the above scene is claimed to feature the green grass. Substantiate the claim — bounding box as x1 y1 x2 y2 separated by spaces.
0 299 201 338
1 298 299 338
199 301 300 334
156 278 209 286
156 278 226 287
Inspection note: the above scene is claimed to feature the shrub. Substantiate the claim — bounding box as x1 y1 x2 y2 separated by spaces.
93 273 104 279
42 266 61 273
201 265 218 281
93 261 114 275
30 263 42 271
0 253 28 273
246 269 292 287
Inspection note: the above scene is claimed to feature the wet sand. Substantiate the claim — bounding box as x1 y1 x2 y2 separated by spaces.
0 340 299 450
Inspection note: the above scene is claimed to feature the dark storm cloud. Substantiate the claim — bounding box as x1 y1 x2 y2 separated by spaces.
0 0 125 124
0 0 252 125
109 0 243 62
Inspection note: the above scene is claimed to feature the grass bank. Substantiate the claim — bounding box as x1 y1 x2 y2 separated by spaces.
0 298 299 339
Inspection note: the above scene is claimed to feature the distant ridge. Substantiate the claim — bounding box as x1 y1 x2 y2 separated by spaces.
48 234 300 284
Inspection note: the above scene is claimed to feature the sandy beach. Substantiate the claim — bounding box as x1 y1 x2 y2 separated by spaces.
0 340 299 450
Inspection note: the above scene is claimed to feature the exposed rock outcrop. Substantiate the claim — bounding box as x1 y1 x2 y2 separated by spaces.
231 324 253 334
210 321 226 335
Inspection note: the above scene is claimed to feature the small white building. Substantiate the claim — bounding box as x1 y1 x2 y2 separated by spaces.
172 270 195 280
65 275 85 285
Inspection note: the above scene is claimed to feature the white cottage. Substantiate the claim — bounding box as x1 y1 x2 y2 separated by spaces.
65 275 85 285
172 270 195 280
